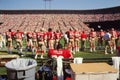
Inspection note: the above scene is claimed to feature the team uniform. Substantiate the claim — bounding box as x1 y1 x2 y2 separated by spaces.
81 31 87 51
63 32 69 45
32 31 38 54
117 46 120 56
46 31 55 49
48 49 72 58
35 31 46 59
97 30 105 49
67 29 75 53
111 28 117 51
118 34 120 47
115 31 119 46
15 31 23 54
26 32 33 51
6 30 14 54
89 29 96 52
74 30 81 52
54 31 62 49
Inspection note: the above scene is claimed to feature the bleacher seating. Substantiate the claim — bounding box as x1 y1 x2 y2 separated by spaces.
1 7 120 32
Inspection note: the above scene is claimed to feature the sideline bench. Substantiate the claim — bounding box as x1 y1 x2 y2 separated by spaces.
0 55 19 67
36 57 113 66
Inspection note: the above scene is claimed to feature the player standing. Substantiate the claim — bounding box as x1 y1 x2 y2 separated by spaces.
6 29 14 54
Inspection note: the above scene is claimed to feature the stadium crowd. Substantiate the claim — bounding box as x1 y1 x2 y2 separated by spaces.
0 13 90 33
1 10 120 33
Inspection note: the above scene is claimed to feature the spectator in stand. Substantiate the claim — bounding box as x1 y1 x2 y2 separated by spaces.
48 43 73 59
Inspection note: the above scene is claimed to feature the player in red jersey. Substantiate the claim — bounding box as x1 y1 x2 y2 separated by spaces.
115 30 119 46
6 29 14 54
48 43 73 58
54 30 62 49
67 28 75 54
74 29 81 52
97 29 105 50
81 31 87 51
46 28 55 49
32 30 38 54
35 29 46 59
110 28 117 51
89 28 97 52
14 30 23 54
26 31 33 52
117 46 120 56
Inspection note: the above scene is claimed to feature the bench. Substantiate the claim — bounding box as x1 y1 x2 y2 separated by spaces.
36 57 113 66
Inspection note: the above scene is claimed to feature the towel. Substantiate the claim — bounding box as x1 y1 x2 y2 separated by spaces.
74 57 83 64
57 56 63 80
112 57 119 78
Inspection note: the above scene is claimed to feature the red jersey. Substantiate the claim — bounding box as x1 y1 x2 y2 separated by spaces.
15 32 23 39
116 31 119 37
62 49 72 58
6 32 14 39
89 31 96 38
27 32 32 39
117 46 120 50
36 32 40 37
117 46 120 53
99 31 105 37
37 32 45 41
81 32 87 39
67 31 74 39
111 30 117 38
12 32 16 37
47 32 54 40
48 49 72 58
74 31 80 38
32 32 37 39
54 32 62 39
